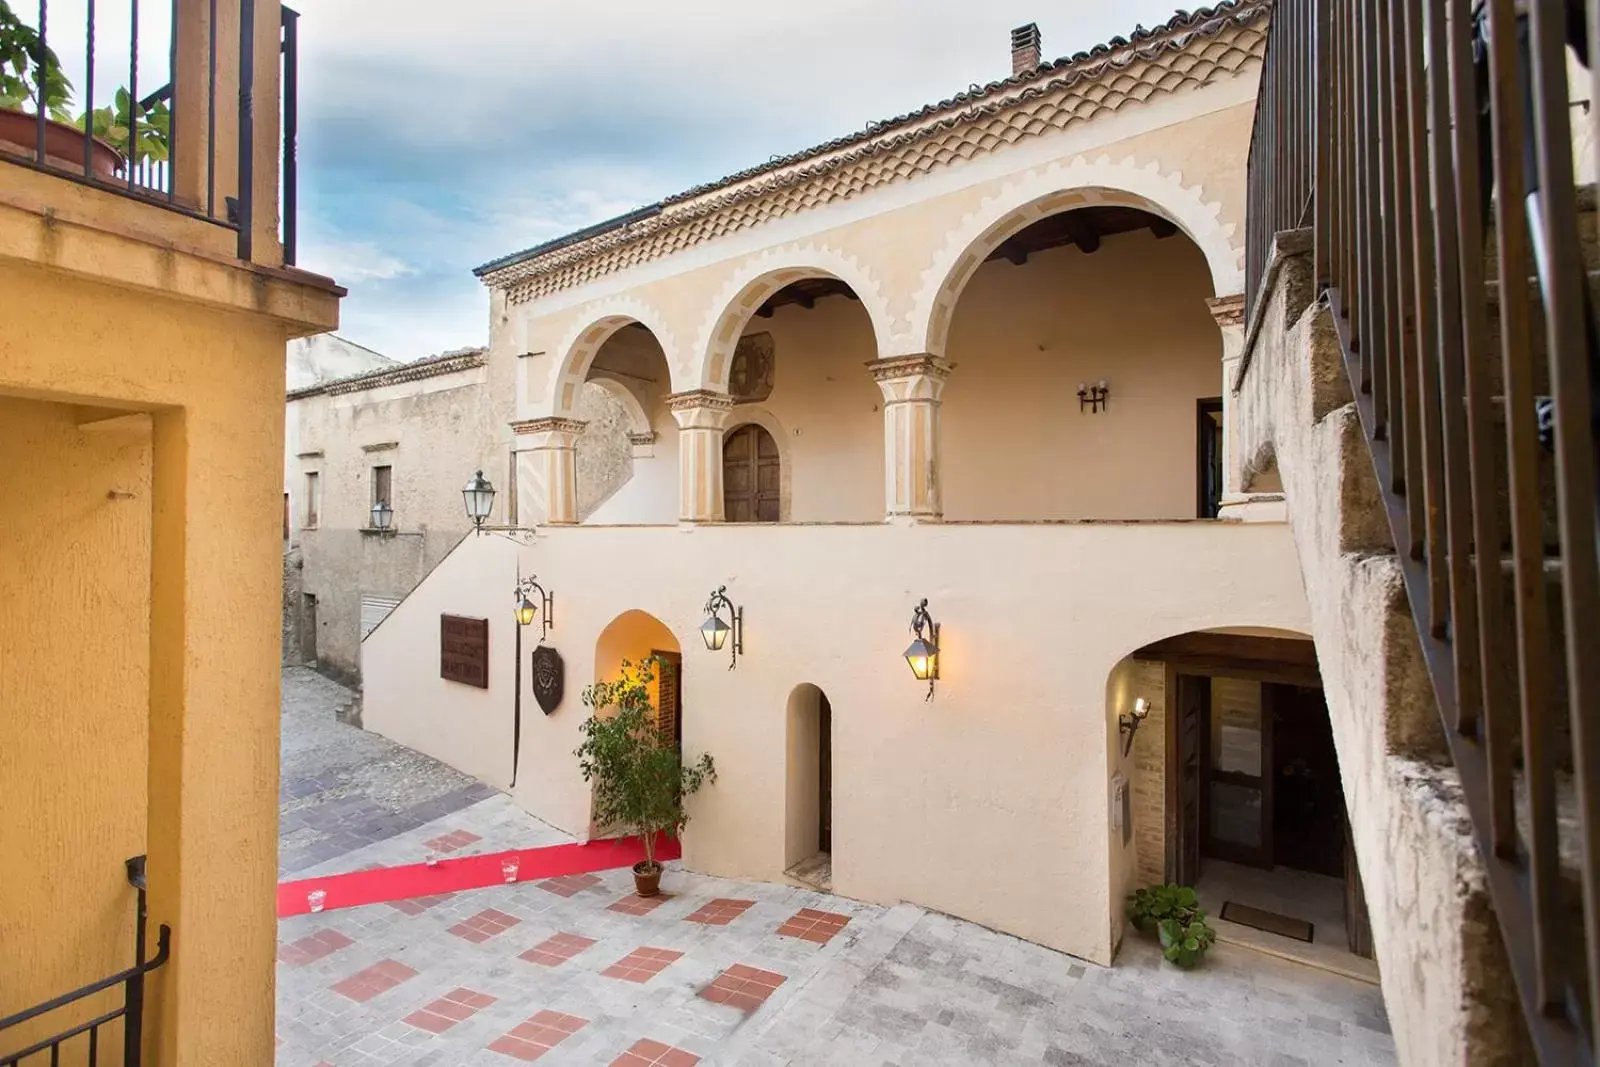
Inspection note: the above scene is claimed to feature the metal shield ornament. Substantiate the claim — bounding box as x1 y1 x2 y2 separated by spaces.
531 646 564 714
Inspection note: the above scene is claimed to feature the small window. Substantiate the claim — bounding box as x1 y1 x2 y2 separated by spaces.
304 471 320 527
372 465 392 510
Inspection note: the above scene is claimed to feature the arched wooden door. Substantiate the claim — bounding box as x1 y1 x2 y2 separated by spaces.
723 424 780 522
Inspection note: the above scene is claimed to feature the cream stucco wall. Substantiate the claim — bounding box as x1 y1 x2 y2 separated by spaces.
362 519 1311 966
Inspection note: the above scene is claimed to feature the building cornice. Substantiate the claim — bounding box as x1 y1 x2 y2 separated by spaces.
480 2 1268 305
286 350 485 401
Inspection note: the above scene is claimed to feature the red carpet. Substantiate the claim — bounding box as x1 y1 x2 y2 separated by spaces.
277 835 681 918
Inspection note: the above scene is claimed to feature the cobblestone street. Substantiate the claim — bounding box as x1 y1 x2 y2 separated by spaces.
276 668 1396 1066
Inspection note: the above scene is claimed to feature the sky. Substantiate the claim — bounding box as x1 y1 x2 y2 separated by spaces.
289 0 1193 361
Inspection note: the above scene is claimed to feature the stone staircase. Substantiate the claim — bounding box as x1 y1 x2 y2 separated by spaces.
1232 235 1540 1066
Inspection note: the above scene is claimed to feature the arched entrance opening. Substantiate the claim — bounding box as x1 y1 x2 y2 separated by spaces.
722 423 781 522
939 203 1223 520
566 321 677 524
1107 629 1374 974
701 272 883 521
593 609 683 754
784 683 832 892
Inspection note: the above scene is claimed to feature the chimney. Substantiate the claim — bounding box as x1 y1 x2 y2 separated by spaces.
1011 23 1042 77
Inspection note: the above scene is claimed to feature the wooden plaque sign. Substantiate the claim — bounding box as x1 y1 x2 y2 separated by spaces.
531 645 564 714
440 614 489 688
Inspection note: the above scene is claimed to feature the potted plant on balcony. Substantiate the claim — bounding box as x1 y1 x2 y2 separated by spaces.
0 1 166 178
575 657 716 897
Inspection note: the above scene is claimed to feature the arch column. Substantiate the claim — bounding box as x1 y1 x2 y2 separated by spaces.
511 417 586 525
668 390 735 522
870 355 952 521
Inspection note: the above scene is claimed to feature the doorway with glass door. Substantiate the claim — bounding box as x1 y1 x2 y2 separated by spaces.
1166 657 1374 972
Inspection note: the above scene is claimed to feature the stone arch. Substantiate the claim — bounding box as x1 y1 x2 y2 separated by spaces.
909 155 1242 359
548 297 681 419
692 245 895 394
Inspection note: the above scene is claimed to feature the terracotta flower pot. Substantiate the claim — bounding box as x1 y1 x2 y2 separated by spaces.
632 860 662 898
0 106 120 179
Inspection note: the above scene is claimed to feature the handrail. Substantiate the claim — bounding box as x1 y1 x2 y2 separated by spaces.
0 856 171 1067
1246 0 1600 1063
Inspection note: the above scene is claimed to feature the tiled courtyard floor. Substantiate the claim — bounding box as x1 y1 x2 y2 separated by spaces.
277 668 1397 1066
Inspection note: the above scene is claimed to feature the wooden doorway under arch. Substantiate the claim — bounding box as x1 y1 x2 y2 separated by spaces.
723 423 780 522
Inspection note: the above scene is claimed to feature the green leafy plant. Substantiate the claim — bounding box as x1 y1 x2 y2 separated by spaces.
0 0 74 119
0 2 169 167
1126 883 1216 968
575 657 716 874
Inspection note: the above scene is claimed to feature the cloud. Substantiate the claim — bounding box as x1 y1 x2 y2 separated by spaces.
284 0 1192 360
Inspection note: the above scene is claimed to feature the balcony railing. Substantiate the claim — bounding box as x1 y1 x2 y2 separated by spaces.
1247 0 1600 1062
0 856 171 1066
0 0 300 263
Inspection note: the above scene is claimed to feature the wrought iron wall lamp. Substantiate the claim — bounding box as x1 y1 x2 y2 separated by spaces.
904 598 940 700
701 586 743 669
1077 380 1110 413
1119 697 1151 757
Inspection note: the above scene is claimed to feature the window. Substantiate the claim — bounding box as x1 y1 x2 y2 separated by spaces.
304 471 320 527
371 464 392 510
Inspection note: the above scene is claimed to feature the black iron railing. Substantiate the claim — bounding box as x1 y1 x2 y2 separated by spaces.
0 0 300 263
0 857 171 1067
1247 1 1600 1062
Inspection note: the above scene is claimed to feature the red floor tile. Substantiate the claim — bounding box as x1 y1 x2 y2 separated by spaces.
276 928 354 966
683 898 755 926
610 1037 701 1066
403 986 497 1033
601 946 684 984
388 892 455 917
448 908 522 944
775 907 852 945
423 828 483 853
519 932 597 968
537 872 603 898
609 892 674 916
488 1010 588 1061
330 958 417 1002
698 963 787 1013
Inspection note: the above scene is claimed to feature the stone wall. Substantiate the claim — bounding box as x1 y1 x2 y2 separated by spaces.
1128 658 1168 889
574 382 634 520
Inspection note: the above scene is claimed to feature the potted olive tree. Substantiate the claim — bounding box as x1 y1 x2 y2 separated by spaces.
575 658 716 897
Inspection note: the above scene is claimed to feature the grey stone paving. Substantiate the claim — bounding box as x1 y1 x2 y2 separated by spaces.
275 667 1397 1066
279 667 495 876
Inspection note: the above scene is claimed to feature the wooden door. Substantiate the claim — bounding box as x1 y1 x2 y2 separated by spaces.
1173 673 1206 886
653 650 683 754
723 424 780 522
1203 679 1275 869
819 695 832 852
1197 398 1224 518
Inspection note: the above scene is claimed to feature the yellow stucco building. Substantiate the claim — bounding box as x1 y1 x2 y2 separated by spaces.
0 2 340 1063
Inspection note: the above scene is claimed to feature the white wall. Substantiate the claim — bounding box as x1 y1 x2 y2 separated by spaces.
363 518 1311 966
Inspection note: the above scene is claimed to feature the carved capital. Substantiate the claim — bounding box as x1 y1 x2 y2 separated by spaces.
510 416 586 450
1206 294 1246 329
869 355 952 404
667 390 736 432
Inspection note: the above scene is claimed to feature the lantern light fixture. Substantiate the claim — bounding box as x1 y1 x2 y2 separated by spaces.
1077 379 1110 414
462 469 496 531
903 598 940 700
1119 697 1151 756
514 572 554 643
369 499 394 532
700 585 743 669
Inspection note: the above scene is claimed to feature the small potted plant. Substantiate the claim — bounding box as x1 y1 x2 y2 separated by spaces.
1126 883 1217 969
575 657 716 897
0 1 166 178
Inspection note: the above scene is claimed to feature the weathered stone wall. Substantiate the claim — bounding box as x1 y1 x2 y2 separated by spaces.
1234 243 1532 1065
574 382 634 520
1128 658 1168 890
